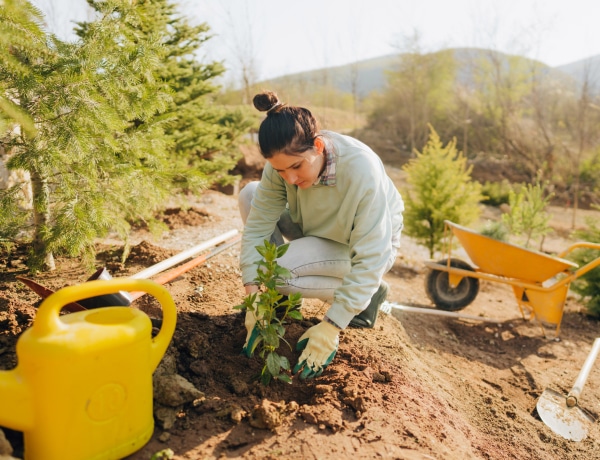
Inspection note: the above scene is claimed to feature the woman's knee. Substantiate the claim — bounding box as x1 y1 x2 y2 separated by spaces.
277 237 351 278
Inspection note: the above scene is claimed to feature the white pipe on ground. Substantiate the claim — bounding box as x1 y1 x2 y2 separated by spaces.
381 301 502 323
130 229 239 280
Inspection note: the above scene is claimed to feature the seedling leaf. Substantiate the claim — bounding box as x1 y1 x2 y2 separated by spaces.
276 373 292 383
287 310 303 320
266 351 281 376
276 244 289 258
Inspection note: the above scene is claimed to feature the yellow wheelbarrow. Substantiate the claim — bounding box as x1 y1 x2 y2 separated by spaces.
424 220 600 337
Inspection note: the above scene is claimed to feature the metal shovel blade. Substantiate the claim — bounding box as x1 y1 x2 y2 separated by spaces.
536 388 594 441
536 337 600 442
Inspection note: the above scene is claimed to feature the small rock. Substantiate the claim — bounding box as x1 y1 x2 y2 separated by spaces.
343 395 368 413
155 353 178 377
228 376 249 395
154 373 204 407
229 405 248 423
154 404 179 430
314 384 333 394
249 399 286 431
379 369 393 382
342 386 358 398
372 372 387 382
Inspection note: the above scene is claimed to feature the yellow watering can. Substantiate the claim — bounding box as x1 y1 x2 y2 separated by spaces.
0 278 177 460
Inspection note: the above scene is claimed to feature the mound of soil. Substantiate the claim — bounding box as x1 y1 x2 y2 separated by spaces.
1 190 600 460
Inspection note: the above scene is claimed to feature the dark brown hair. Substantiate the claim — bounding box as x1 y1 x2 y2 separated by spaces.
252 91 320 158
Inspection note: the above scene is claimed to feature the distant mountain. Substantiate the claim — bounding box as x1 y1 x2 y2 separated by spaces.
555 55 600 89
264 54 399 98
264 48 599 98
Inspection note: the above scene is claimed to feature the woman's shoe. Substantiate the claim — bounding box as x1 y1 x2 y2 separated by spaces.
349 281 389 328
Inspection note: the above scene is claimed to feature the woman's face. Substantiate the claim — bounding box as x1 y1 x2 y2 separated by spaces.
268 146 324 189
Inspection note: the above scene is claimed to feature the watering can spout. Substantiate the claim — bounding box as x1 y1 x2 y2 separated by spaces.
0 370 34 431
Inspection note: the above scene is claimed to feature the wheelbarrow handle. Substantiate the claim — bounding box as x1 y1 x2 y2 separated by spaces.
567 337 600 407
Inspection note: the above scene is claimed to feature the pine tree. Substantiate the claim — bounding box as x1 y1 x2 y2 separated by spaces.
76 0 254 191
155 1 253 189
1 0 174 271
402 126 484 257
0 0 41 245
0 0 252 272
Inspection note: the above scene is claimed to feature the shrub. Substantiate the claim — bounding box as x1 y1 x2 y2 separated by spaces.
480 180 514 207
501 180 553 249
402 125 484 258
480 220 509 241
569 215 600 317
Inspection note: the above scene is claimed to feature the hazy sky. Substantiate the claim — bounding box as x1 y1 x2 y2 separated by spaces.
35 0 600 83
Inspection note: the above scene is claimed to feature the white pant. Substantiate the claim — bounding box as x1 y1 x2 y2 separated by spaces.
239 181 396 302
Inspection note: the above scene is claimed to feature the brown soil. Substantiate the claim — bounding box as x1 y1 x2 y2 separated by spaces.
2 185 600 459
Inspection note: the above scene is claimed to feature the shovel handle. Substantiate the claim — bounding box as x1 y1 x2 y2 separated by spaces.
128 234 242 301
130 229 238 280
567 337 600 407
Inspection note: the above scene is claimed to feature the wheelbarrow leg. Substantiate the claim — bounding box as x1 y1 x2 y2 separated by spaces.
513 287 534 321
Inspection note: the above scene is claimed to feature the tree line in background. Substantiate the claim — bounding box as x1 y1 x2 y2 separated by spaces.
0 0 254 272
255 44 600 216
367 45 600 206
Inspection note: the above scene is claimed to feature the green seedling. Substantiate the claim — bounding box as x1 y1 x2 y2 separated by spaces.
235 240 303 385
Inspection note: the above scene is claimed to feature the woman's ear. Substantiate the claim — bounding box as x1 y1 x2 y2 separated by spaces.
314 137 325 154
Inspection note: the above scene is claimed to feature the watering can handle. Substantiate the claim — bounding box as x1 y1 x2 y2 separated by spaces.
567 337 600 407
33 279 177 370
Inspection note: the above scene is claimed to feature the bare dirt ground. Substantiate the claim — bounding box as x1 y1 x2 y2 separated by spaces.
2 177 600 459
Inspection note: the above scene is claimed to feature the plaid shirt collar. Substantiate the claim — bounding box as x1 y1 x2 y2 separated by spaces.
314 147 337 186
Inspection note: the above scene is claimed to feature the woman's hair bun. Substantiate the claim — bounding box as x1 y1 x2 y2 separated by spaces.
253 91 280 113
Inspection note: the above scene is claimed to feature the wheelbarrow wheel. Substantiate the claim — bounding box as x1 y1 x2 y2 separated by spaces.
425 258 479 311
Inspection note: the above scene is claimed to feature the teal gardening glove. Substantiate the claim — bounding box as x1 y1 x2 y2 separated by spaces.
293 320 340 379
241 297 262 357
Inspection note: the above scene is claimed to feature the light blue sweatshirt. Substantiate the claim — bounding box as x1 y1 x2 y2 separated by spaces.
240 131 404 328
